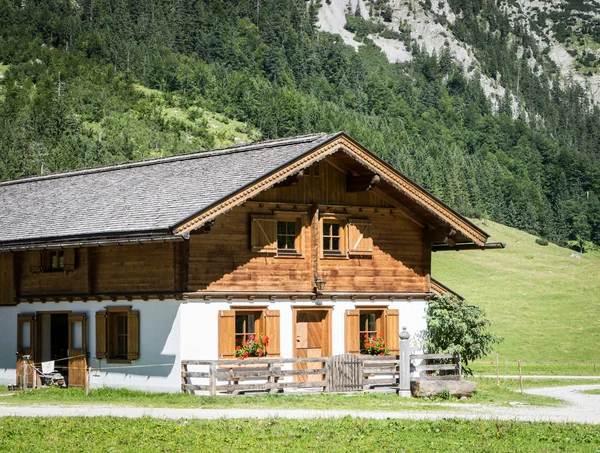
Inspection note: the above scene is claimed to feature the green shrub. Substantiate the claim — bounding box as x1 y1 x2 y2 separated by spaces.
420 295 502 376
535 237 549 246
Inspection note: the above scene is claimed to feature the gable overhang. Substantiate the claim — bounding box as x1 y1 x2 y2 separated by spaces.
172 133 489 246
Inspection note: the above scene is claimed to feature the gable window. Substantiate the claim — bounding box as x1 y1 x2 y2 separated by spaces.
218 309 281 359
345 308 399 356
95 307 139 363
323 222 341 254
277 221 297 252
251 214 303 256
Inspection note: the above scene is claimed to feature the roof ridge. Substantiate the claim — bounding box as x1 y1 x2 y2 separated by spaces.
0 133 331 188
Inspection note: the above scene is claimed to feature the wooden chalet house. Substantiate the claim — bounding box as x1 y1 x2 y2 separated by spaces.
0 132 499 391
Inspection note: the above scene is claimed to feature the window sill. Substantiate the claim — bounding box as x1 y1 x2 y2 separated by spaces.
322 253 348 260
275 251 303 259
105 358 134 364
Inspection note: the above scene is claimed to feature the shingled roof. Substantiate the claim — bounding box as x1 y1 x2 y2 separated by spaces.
0 133 336 246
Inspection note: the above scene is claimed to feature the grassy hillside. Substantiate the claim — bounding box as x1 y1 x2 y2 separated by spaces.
432 220 600 370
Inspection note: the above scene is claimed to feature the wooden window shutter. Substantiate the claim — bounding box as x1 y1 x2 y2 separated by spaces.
345 310 361 354
29 251 42 274
251 215 277 253
218 310 236 359
385 309 400 355
348 219 373 256
64 249 76 272
17 314 35 356
95 311 107 359
127 311 140 361
264 310 280 357
0 252 15 306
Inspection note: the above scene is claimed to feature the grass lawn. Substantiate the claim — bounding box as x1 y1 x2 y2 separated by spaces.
582 389 600 395
3 378 599 410
433 220 600 372
1 417 599 452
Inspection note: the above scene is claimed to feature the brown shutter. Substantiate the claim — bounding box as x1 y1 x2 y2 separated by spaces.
0 252 15 306
17 314 35 356
218 310 236 359
95 311 107 359
348 219 373 256
64 249 76 272
385 309 399 355
345 310 360 354
264 310 280 357
251 215 277 253
127 310 140 361
29 251 42 274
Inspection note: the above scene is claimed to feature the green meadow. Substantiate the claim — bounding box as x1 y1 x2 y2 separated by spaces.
433 220 600 374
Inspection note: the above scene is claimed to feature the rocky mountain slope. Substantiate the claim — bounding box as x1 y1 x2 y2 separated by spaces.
319 0 600 107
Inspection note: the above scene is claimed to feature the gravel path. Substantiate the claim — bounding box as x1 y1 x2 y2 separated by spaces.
0 384 599 424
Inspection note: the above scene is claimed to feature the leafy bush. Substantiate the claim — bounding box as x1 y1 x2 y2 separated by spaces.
535 237 549 246
421 295 502 375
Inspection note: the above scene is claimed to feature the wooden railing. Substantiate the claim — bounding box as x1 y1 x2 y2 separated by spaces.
181 352 461 395
410 353 461 381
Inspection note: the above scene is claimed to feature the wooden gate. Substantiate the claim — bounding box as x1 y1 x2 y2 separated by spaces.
328 354 363 392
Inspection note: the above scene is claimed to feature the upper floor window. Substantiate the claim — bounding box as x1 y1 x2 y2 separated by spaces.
251 214 303 256
47 250 65 271
277 221 297 252
29 249 76 274
323 222 342 255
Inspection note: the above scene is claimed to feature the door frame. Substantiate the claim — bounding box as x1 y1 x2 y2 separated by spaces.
291 307 332 358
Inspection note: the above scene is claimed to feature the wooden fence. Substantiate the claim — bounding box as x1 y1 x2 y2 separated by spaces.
411 353 461 381
181 352 461 395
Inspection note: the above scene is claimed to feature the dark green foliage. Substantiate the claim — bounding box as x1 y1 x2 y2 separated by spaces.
535 237 549 246
0 0 598 248
422 295 502 375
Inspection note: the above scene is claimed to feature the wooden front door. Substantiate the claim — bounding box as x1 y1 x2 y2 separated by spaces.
68 313 87 388
294 309 331 382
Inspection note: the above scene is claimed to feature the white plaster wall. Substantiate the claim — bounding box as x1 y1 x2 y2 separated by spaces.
0 298 427 392
0 300 182 393
180 299 428 360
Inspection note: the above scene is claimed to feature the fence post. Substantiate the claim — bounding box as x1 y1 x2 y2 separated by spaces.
398 326 411 398
209 363 217 396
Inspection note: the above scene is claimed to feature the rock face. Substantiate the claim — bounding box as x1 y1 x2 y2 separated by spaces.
410 380 476 398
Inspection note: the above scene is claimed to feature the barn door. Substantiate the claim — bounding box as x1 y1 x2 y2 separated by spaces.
16 314 36 388
294 310 329 382
68 313 87 387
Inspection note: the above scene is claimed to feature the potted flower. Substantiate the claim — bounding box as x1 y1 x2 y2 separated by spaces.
235 334 269 359
362 333 390 356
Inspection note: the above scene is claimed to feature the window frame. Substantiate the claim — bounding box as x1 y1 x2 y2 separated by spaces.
358 310 384 355
234 310 264 349
43 250 65 272
320 213 349 259
274 214 304 258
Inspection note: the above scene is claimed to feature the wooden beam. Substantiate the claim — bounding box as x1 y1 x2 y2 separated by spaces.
432 242 506 252
370 187 426 229
272 169 305 188
346 174 381 192
174 239 190 292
